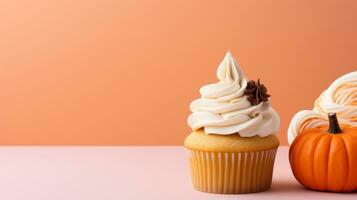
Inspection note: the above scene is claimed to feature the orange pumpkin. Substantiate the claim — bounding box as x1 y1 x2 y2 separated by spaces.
289 112 357 192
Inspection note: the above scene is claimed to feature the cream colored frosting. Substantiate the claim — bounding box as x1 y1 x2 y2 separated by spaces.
288 71 357 144
187 51 280 137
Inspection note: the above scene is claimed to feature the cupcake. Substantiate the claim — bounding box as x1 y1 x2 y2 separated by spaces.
288 71 357 144
287 72 357 192
184 51 280 194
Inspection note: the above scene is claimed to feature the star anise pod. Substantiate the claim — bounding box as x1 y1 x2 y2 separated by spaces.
244 79 271 106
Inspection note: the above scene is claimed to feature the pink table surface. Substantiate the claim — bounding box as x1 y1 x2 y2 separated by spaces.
0 146 355 200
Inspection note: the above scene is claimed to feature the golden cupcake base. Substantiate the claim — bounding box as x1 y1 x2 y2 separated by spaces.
188 148 278 194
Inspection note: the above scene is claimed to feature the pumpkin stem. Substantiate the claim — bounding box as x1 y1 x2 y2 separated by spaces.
327 113 342 134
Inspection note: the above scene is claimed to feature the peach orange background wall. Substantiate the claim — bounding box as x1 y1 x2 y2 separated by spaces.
1 0 356 145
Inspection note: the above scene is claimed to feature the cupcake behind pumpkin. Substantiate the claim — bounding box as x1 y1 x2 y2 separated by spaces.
287 71 357 192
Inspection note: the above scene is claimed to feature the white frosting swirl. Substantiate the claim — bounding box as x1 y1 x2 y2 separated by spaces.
187 51 280 137
288 71 357 144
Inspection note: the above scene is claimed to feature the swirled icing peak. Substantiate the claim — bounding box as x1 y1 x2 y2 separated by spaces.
187 51 280 137
217 51 240 83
